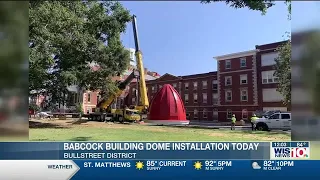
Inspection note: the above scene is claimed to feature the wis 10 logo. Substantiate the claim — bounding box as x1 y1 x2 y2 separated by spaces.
270 142 310 159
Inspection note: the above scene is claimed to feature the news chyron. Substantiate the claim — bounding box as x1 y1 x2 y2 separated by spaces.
270 142 310 160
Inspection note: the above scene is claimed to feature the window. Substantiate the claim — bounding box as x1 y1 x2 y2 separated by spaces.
173 83 177 88
262 71 279 84
225 76 232 86
193 93 198 103
202 93 207 103
225 90 232 102
261 52 278 66
242 109 248 119
240 58 246 67
225 60 231 69
202 81 207 89
212 93 218 105
212 80 218 90
194 109 198 118
152 86 156 93
262 88 284 102
185 82 189 90
87 93 91 102
240 74 248 84
184 94 189 104
86 107 92 113
227 109 232 119
132 97 136 104
269 114 280 119
203 109 207 118
241 89 248 101
213 109 218 120
193 82 198 90
281 114 291 119
130 52 134 59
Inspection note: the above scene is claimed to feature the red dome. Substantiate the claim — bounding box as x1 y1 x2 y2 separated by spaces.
147 84 189 125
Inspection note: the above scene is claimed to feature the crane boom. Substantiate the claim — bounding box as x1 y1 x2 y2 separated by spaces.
97 70 139 109
132 15 149 109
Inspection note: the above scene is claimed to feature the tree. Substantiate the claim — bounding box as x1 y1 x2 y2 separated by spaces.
274 0 291 105
274 36 291 105
201 0 275 14
29 1 131 104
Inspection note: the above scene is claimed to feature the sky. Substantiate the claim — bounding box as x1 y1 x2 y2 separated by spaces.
120 1 319 76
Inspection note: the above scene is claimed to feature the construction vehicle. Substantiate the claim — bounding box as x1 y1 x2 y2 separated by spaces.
128 15 149 119
84 15 149 122
84 70 141 122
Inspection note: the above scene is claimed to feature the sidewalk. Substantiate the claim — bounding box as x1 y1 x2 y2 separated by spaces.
168 121 251 129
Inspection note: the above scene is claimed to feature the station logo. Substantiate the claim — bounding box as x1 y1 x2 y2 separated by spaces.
270 143 310 159
291 147 309 158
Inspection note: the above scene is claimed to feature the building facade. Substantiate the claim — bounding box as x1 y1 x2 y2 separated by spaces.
125 72 219 121
214 50 259 121
124 41 290 122
255 41 288 112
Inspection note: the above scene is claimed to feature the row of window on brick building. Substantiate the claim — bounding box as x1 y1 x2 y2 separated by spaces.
225 57 247 69
85 70 279 105
187 108 219 120
131 80 218 104
150 80 217 93
130 70 279 105
186 108 247 121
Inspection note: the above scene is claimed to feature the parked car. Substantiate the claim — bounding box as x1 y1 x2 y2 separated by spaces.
255 112 291 131
36 111 53 119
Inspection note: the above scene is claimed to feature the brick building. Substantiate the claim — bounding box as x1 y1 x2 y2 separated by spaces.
124 41 290 122
214 49 259 121
213 41 289 121
125 72 219 121
255 41 288 112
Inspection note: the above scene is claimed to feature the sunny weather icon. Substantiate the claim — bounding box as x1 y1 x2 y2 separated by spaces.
252 162 261 170
194 161 202 170
136 161 144 170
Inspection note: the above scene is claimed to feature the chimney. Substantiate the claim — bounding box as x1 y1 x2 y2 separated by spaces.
144 68 148 74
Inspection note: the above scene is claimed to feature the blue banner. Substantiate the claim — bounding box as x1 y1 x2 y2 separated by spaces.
70 160 318 180
0 142 270 160
0 159 317 179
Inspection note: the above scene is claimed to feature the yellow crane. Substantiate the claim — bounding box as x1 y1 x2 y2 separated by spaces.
84 70 141 122
129 15 149 118
84 15 149 123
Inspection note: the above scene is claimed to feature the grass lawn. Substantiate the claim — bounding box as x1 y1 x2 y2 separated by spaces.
29 119 290 141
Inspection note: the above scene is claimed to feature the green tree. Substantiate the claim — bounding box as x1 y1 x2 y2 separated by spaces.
274 0 291 105
29 1 131 104
202 0 291 15
274 36 291 105
201 0 275 14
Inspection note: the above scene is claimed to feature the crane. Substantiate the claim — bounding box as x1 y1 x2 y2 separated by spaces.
84 15 149 123
84 69 141 122
129 15 149 117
